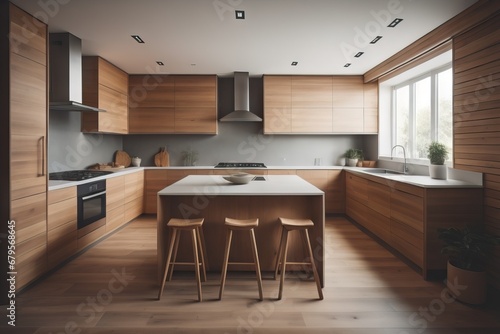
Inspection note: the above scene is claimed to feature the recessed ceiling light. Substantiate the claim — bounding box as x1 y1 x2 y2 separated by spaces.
370 36 382 44
131 35 145 43
235 10 245 19
156 61 164 66
388 18 403 27
354 52 364 58
291 61 298 66
344 63 351 67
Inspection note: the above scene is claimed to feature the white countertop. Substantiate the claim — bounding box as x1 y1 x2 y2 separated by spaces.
158 175 324 196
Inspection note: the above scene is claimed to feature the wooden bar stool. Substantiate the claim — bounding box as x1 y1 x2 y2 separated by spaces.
274 217 323 300
219 218 263 301
158 218 207 302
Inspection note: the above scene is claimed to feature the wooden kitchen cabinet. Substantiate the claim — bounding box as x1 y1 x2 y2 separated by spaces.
4 4 48 290
144 170 169 214
106 175 125 233
47 187 77 269
128 75 217 134
128 75 175 133
263 75 378 134
346 171 483 278
81 56 128 134
297 169 345 214
124 171 144 222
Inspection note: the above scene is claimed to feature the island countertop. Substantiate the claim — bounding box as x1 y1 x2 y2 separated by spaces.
157 174 324 196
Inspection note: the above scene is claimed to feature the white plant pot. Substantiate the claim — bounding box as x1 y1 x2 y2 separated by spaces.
429 164 447 179
338 157 346 166
347 158 358 167
131 157 141 167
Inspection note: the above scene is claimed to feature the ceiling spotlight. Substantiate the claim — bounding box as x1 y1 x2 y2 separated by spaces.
370 36 382 44
235 10 245 19
388 18 403 27
344 63 351 68
354 52 364 58
131 35 145 43
156 61 164 66
291 61 298 66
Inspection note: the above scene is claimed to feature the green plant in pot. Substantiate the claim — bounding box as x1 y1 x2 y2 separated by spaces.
344 148 362 167
427 141 448 179
438 225 500 304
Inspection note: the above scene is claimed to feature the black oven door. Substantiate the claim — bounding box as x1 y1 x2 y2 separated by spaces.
78 181 106 229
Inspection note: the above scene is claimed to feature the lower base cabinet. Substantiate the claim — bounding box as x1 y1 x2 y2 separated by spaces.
47 187 77 270
346 171 483 278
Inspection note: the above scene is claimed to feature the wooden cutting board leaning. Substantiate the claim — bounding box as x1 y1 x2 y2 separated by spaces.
154 147 169 167
114 150 131 167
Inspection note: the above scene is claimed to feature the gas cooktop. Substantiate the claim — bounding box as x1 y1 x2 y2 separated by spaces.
215 162 267 168
49 170 113 181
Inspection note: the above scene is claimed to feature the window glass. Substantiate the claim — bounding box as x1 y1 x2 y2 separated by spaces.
415 76 431 159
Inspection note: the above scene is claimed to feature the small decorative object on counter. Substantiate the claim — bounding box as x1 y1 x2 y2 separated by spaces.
344 148 363 167
131 157 141 167
427 141 448 179
182 147 198 166
154 147 169 167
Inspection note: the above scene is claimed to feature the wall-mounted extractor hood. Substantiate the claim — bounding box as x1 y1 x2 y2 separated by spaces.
219 71 262 122
49 33 105 112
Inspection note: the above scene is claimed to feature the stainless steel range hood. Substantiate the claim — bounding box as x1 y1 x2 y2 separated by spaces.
49 33 105 112
219 72 262 122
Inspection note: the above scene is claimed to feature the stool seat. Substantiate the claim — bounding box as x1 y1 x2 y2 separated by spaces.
225 218 259 229
275 217 323 300
280 218 314 229
168 218 204 229
219 217 263 301
158 218 207 302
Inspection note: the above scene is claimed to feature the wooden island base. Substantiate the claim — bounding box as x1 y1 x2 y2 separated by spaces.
157 175 325 287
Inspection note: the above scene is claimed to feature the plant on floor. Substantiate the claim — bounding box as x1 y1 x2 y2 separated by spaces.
438 225 500 304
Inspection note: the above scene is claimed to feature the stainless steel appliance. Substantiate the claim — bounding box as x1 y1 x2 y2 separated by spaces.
77 180 106 230
215 162 266 168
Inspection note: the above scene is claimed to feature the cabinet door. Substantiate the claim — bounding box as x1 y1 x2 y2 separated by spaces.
145 170 169 214
292 108 333 133
332 108 364 133
9 5 47 65
129 75 175 133
98 85 128 134
332 76 364 108
106 176 125 232
124 171 144 222
263 76 292 133
363 82 378 133
326 170 345 214
174 76 217 134
292 76 332 108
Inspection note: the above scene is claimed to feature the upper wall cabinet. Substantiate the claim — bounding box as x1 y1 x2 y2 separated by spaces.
81 56 129 134
128 75 217 134
263 75 378 134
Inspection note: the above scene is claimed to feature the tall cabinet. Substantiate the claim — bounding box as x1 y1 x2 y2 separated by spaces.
1 3 48 293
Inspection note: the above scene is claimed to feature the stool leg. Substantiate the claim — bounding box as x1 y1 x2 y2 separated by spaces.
196 226 207 282
191 228 202 302
158 228 177 300
274 227 285 280
303 229 324 300
278 229 289 300
218 229 233 300
249 229 263 301
167 230 181 281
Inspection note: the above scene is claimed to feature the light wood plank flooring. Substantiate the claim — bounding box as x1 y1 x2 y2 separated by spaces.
2 215 499 333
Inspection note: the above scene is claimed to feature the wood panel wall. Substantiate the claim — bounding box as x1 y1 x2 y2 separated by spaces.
453 13 500 288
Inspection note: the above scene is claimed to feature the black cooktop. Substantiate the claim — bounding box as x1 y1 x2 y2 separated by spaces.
49 170 113 181
215 162 267 168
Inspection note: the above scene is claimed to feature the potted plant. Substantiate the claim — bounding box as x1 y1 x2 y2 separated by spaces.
344 148 362 167
427 141 448 179
438 225 500 304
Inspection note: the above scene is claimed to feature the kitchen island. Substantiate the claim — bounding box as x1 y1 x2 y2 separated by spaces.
157 175 325 286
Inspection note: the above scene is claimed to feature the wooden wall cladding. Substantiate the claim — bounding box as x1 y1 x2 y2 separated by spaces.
453 13 500 288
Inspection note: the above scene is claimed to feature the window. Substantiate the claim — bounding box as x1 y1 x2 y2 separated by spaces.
392 65 452 162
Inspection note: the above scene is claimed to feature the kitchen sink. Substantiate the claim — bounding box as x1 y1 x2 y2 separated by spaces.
361 168 404 175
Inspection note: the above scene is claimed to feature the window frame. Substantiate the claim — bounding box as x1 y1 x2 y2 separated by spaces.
390 63 452 164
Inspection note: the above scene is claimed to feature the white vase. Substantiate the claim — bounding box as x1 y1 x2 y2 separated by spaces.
131 157 141 167
429 164 447 179
347 158 358 167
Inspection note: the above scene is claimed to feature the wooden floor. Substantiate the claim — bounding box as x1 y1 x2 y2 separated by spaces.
2 215 500 333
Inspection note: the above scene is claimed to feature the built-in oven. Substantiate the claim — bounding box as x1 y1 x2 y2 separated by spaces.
77 180 106 230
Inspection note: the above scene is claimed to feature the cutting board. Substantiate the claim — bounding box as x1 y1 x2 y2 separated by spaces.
154 147 169 167
115 150 131 167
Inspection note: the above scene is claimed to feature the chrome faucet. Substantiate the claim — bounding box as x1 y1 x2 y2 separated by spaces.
391 145 408 174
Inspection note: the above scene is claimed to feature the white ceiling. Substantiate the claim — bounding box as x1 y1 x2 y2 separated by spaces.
12 0 477 77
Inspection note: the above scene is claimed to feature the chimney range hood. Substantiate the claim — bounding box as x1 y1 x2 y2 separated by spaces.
219 71 262 122
49 33 105 112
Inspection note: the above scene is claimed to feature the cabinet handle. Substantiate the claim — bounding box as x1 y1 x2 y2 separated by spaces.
39 136 46 176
